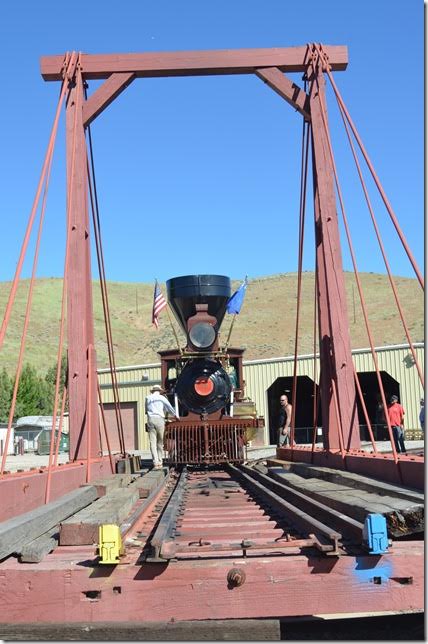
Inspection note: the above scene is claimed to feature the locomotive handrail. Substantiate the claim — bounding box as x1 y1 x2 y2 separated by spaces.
175 350 233 359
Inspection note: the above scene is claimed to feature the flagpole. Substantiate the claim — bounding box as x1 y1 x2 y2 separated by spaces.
166 304 183 355
224 314 237 352
153 279 181 356
224 276 248 352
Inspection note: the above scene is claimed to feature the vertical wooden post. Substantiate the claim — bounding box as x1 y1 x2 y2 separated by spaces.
66 65 100 460
309 62 360 451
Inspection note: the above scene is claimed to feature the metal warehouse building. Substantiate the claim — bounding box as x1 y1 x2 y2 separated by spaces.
98 342 424 452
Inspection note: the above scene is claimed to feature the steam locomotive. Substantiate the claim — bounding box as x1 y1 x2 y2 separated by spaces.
159 274 262 465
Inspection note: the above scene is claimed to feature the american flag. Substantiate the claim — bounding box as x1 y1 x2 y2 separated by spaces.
152 280 167 329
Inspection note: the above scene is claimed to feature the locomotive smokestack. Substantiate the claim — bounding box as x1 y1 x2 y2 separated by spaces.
166 275 231 350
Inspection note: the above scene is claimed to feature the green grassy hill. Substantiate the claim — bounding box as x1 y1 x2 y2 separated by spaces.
0 273 423 374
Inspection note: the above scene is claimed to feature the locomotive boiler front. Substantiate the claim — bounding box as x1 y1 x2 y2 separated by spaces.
166 275 232 416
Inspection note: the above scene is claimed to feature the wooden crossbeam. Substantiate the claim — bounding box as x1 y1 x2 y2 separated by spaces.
83 72 135 127
59 487 140 545
268 466 424 538
255 67 310 120
0 486 98 560
80 473 132 496
20 526 59 563
41 45 348 81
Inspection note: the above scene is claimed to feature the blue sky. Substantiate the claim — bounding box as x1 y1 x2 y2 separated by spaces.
0 0 423 284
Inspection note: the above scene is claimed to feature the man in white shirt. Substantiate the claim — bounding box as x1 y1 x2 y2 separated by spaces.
145 384 178 469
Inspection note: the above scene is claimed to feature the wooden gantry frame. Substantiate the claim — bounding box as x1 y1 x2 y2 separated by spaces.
0 46 423 632
41 44 360 461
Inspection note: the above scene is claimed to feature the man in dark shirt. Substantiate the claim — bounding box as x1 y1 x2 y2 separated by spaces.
277 394 292 447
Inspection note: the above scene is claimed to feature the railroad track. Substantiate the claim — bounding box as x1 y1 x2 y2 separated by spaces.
0 460 423 630
138 463 370 564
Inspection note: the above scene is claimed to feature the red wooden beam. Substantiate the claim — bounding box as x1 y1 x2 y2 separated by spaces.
83 72 135 127
40 46 348 81
310 62 360 451
66 69 100 460
0 542 423 622
255 67 310 120
0 458 117 522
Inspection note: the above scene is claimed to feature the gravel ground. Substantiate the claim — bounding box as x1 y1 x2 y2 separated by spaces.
2 451 70 472
1 440 423 473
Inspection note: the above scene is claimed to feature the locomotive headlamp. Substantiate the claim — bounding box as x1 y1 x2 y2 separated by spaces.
189 322 216 349
175 358 232 415
194 376 214 396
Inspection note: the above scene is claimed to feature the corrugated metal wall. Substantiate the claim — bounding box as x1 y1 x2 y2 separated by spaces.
98 343 424 449
98 363 161 450
351 345 424 427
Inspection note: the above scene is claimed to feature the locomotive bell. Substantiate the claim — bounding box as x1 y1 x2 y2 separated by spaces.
166 275 231 351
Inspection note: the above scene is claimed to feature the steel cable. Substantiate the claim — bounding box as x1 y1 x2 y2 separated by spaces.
85 94 126 456
0 55 77 475
290 119 310 451
315 44 423 290
45 54 82 501
0 52 77 352
309 49 398 463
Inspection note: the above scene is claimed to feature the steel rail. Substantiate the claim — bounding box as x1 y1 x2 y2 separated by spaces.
146 467 336 561
226 464 341 554
239 463 364 542
120 470 172 539
147 467 188 561
145 465 349 561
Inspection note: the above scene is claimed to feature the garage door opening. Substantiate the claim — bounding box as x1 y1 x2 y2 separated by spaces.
267 376 320 445
356 371 400 441
100 401 139 453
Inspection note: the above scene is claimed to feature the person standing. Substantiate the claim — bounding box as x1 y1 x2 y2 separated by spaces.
387 395 406 454
419 398 424 433
277 394 292 447
145 384 178 469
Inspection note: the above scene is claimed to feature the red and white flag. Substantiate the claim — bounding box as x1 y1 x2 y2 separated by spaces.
152 280 167 329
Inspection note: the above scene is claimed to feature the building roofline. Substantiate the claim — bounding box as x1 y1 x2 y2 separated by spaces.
97 342 424 374
244 342 425 365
